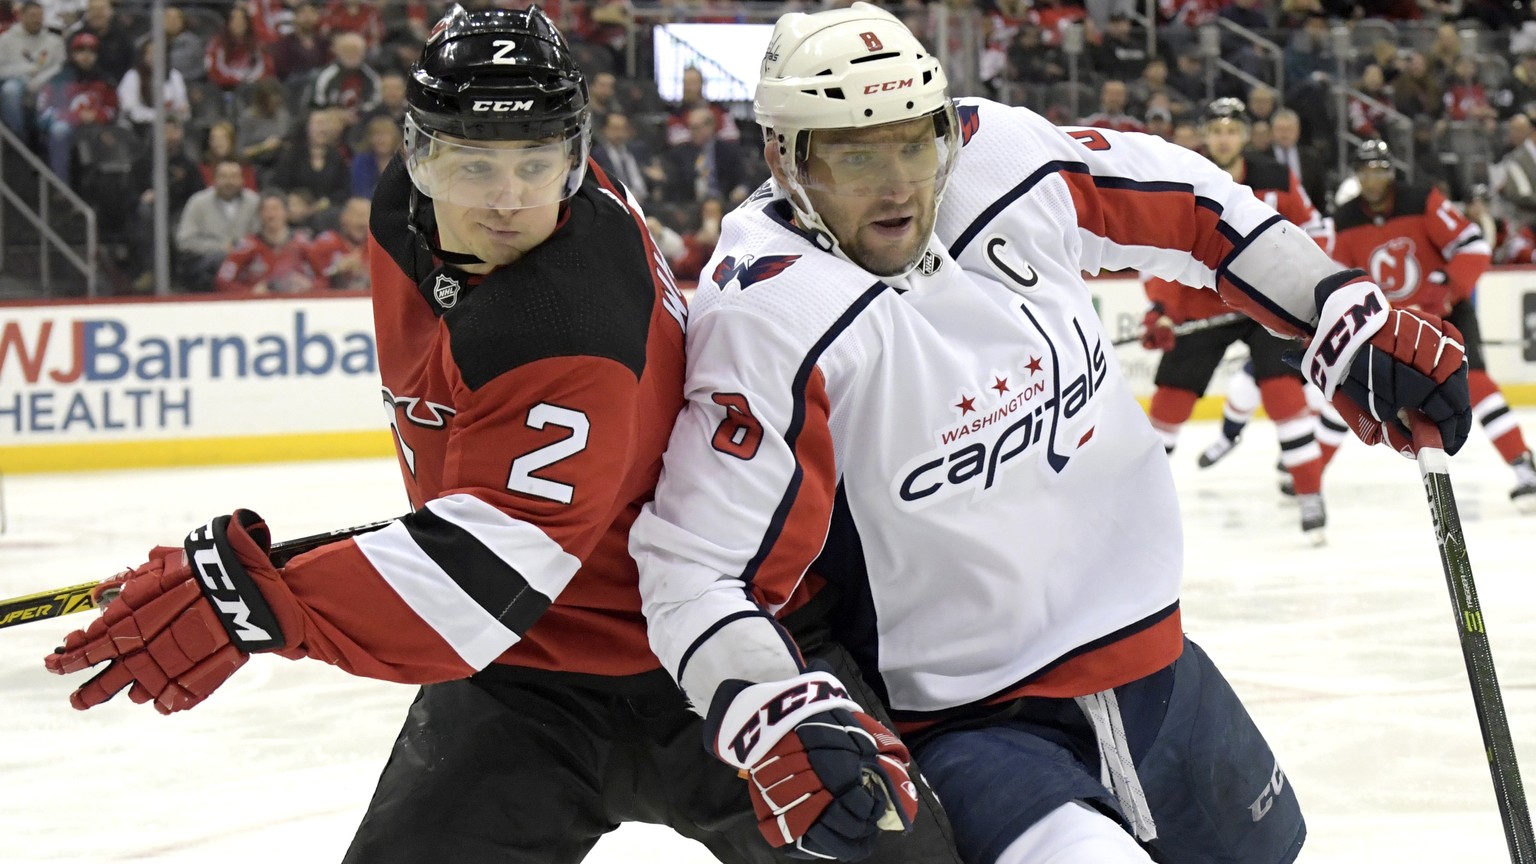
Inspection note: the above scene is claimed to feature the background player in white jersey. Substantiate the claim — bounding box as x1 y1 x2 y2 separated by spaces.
631 4 1472 864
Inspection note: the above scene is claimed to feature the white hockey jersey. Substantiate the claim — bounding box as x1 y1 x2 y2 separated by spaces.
631 97 1348 728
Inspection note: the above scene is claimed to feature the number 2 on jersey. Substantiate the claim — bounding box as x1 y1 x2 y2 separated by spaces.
711 393 763 460
508 404 590 504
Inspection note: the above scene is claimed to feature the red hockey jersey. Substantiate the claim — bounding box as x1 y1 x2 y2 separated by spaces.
1331 182 1490 314
268 157 688 684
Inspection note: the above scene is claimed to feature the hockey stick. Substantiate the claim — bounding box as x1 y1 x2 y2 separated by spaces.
0 516 398 631
1412 413 1536 864
1110 312 1247 347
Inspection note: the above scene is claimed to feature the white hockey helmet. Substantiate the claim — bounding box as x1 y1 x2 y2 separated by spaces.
755 3 958 264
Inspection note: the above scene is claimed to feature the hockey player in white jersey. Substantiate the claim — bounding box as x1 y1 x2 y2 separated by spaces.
631 5 1472 863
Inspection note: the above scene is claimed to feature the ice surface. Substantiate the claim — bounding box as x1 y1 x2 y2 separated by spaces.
3 413 1534 862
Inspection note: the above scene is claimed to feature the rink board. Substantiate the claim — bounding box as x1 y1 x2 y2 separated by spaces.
2 269 1534 474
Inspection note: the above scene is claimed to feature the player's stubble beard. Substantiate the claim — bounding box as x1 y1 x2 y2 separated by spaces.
809 183 938 278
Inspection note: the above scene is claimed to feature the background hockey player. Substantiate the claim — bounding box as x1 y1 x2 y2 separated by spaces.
1332 138 1536 508
40 6 960 863
632 5 1472 864
1138 97 1335 541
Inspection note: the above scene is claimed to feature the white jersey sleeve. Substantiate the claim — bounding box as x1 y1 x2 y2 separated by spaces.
938 98 1345 336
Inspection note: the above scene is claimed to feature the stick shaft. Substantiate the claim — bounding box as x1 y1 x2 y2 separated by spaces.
0 516 397 631
1413 417 1536 863
1111 312 1247 347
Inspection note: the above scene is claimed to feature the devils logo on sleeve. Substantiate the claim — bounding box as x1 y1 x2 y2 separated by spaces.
1367 237 1421 301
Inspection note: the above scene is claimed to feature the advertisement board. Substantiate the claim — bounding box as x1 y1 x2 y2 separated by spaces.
3 268 1533 473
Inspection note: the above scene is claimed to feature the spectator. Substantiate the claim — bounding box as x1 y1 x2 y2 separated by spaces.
1005 23 1066 87
1283 13 1333 90
215 191 316 293
1027 0 1087 46
237 75 292 168
1444 54 1497 125
669 195 722 281
347 67 403 149
271 0 329 83
284 185 333 234
1166 50 1207 105
0 1 63 139
1393 49 1442 120
205 4 272 93
1347 64 1392 138
1493 113 1536 226
198 119 259 189
591 110 658 204
348 112 397 197
1128 56 1193 119
267 108 350 209
309 30 380 118
1219 0 1271 79
1144 103 1174 139
36 30 115 186
586 69 620 122
62 0 131 82
116 38 190 140
127 115 203 289
304 194 368 290
662 105 747 204
1080 78 1146 132
1172 119 1202 151
164 6 206 84
1156 0 1220 58
1246 84 1277 126
1426 22 1464 82
1270 107 1328 206
40 0 86 33
1248 117 1272 152
176 158 260 291
1090 11 1148 83
250 0 295 46
1276 0 1324 28
664 65 738 147
1496 51 1536 121
320 0 382 49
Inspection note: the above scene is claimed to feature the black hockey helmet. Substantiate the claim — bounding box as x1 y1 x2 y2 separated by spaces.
1201 97 1250 127
1353 138 1394 170
404 4 590 210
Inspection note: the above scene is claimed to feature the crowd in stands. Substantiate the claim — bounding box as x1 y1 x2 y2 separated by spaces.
3 0 1536 293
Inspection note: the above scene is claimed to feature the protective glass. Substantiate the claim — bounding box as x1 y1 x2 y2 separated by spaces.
404 115 584 210
797 109 959 198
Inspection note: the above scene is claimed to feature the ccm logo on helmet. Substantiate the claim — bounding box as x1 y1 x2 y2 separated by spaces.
864 78 913 94
472 99 534 111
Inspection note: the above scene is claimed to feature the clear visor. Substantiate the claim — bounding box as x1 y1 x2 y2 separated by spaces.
404 115 584 210
797 110 958 198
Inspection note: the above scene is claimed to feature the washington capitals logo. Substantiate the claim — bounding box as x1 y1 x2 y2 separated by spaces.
957 104 981 146
710 254 801 291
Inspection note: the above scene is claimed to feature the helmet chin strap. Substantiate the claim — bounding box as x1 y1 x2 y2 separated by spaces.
407 185 488 268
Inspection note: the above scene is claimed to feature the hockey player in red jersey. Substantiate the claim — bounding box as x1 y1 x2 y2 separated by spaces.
1139 97 1335 541
1333 139 1536 507
632 5 1472 864
40 6 960 863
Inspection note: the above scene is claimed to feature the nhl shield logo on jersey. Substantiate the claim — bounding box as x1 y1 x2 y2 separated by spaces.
710 254 801 292
432 272 463 308
1366 237 1421 301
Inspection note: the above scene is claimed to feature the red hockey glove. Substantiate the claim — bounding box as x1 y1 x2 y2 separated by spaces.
705 668 918 861
1140 304 1177 351
44 510 302 714
1301 272 1470 457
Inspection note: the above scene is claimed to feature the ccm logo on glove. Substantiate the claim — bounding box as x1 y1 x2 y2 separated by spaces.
726 677 853 763
186 516 285 651
1308 289 1384 389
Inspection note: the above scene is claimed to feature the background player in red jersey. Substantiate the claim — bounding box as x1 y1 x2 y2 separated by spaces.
1332 139 1536 508
39 6 959 862
1139 98 1336 541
